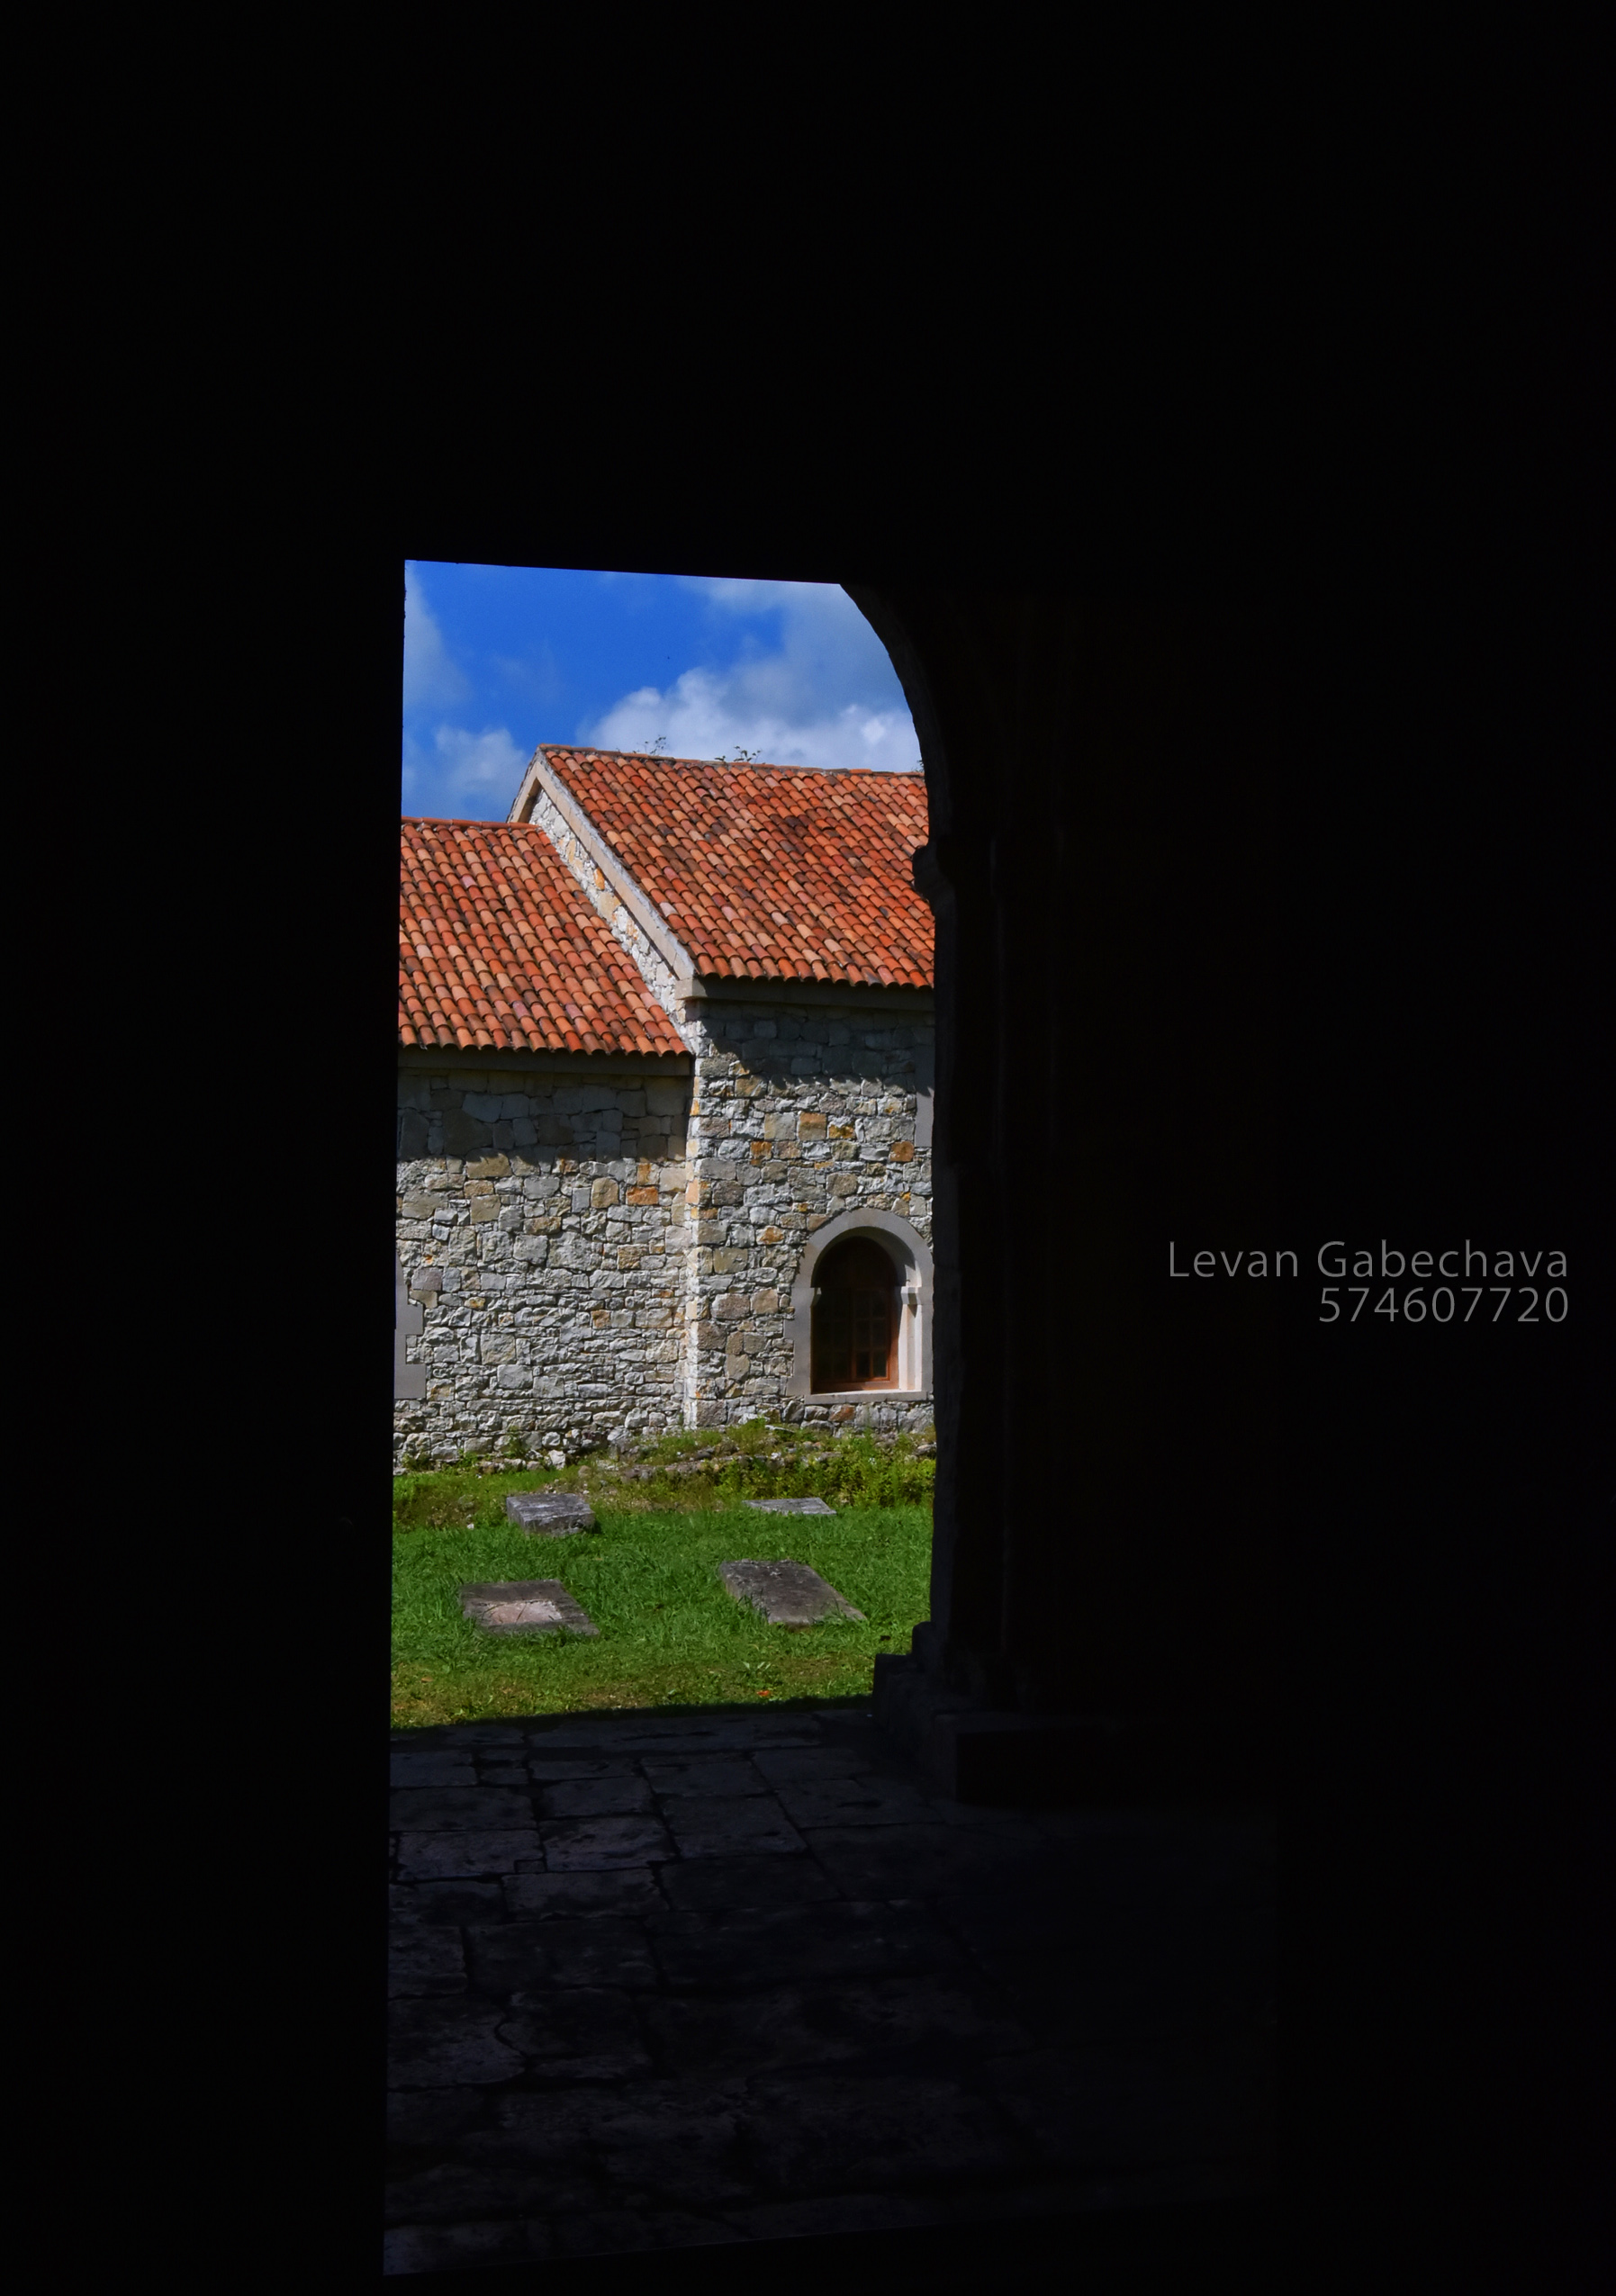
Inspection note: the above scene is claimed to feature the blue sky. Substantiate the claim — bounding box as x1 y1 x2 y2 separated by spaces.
402 567 921 821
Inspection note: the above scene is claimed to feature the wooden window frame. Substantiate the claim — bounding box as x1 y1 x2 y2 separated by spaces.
811 1236 901 1393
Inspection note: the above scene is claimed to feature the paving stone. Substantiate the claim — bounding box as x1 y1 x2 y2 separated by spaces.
537 1773 655 1818
750 1746 875 1786
538 1814 674 1869
502 1870 664 1920
522 1717 671 1751
519 1724 636 1751
741 2070 1022 2196
388 1997 528 2088
640 1756 768 1798
505 1491 598 1535
433 1724 530 1747
389 1926 469 1998
383 1711 1277 2264
613 1717 820 1751
655 1855 844 1912
551 2210 747 2256
395 1831 543 1880
471 2083 758 2208
390 1787 535 1832
467 1918 658 1995
772 1776 934 1830
657 1795 808 1859
638 1975 1030 2078
528 1755 645 1783
495 1988 650 2082
648 1901 968 1992
384 2218 549 2274
385 2157 573 2227
718 1559 865 1625
391 1880 505 1926
459 1580 599 1637
390 1751 476 1789
386 2087 489 2153
743 1496 836 1515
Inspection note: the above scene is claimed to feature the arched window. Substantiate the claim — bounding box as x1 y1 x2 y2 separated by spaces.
811 1236 899 1392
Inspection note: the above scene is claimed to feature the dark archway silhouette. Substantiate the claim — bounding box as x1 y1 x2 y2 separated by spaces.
339 523 1598 2291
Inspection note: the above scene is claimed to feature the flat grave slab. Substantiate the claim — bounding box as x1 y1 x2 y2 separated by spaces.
505 1491 598 1535
459 1580 600 1637
718 1560 866 1627
744 1495 836 1515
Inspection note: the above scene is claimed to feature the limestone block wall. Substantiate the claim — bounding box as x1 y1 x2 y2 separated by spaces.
393 1006 937 1458
393 1058 693 1466
681 998 934 1434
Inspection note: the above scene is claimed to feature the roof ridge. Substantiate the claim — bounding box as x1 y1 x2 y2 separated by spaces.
537 745 923 779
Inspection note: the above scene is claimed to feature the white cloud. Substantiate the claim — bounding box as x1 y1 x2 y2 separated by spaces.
581 581 921 774
402 568 470 710
402 724 528 810
588 671 918 774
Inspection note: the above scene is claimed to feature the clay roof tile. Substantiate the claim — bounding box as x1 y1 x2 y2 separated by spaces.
398 819 686 1059
532 749 932 990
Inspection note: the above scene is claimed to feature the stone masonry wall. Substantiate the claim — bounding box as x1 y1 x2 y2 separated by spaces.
393 1004 936 1461
393 1062 693 1468
681 998 934 1434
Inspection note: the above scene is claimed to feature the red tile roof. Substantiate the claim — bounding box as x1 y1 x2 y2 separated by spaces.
534 750 934 989
399 819 687 1058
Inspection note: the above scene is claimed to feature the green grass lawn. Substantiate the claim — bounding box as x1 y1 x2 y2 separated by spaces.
392 1480 932 1728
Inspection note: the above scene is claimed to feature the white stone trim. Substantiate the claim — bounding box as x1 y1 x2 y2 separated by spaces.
785 1207 934 1405
512 751 700 987
913 1045 934 1147
395 1252 426 1400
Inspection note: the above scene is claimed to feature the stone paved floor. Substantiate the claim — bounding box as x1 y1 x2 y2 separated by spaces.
386 1702 1276 2277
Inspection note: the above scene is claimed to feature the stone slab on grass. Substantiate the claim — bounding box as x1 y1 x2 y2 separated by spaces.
461 1580 600 1637
506 1491 598 1535
718 1560 866 1627
745 1496 836 1516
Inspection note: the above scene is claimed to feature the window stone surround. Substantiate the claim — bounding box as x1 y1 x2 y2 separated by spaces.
784 1204 934 1406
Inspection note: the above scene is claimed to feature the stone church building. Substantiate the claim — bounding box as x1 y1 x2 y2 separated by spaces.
393 747 934 1468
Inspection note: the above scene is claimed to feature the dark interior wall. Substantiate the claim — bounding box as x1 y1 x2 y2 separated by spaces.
855 590 1286 1725
850 585 1610 1814
853 581 1609 2278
